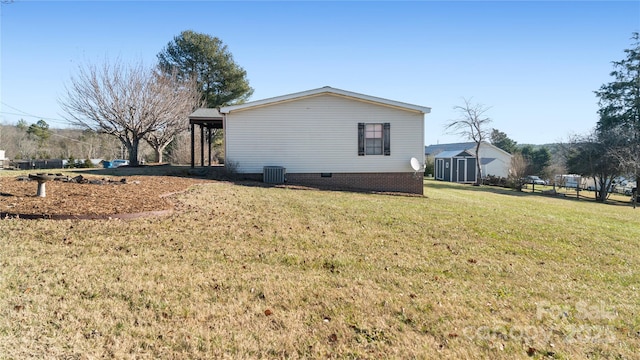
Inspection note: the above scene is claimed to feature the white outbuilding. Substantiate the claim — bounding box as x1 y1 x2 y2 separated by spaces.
425 142 513 183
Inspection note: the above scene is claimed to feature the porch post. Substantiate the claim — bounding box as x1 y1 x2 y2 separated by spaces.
200 125 205 167
190 122 195 168
207 127 212 166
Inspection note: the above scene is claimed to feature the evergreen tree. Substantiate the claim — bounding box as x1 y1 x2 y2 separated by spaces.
489 129 518 154
594 32 640 186
27 119 51 147
520 145 551 176
157 30 254 108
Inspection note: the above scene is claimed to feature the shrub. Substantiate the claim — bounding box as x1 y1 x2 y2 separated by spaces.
483 175 507 187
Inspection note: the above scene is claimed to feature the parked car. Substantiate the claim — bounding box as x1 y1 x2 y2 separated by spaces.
525 175 546 185
103 159 129 168
112 159 129 167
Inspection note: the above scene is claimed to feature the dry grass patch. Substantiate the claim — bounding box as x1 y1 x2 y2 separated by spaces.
1 179 639 359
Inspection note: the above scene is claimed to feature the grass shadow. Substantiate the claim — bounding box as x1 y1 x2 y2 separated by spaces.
63 164 257 183
426 179 635 207
68 164 207 178
425 179 529 197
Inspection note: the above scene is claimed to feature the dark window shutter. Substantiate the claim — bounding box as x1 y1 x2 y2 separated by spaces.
383 122 391 156
358 123 365 156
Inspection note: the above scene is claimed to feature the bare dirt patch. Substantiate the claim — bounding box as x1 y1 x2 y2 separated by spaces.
0 174 213 219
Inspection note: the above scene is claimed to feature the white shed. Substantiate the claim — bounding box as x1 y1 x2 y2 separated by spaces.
191 87 431 194
426 142 512 182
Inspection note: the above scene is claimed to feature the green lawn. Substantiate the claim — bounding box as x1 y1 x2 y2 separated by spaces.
1 177 638 359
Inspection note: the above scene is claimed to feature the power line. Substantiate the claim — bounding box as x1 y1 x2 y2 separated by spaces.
0 111 72 125
50 132 92 145
0 102 73 125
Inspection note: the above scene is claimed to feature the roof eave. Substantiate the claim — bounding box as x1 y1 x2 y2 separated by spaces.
188 108 224 120
220 86 431 115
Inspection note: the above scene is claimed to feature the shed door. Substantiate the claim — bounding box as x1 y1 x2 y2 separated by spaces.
443 159 451 182
456 158 466 182
436 159 444 180
467 158 477 183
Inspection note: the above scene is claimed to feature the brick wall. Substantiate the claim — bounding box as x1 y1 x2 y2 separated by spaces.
285 172 423 195
237 172 424 194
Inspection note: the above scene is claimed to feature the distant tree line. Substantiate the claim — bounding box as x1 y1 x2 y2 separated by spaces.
0 119 217 167
1 121 125 163
489 129 554 181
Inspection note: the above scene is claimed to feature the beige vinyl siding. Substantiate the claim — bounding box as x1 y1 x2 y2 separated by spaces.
225 94 424 173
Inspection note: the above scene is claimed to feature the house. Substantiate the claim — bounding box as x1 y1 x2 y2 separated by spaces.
190 86 431 194
425 142 512 183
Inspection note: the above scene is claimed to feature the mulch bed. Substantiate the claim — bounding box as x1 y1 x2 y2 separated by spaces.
0 173 213 220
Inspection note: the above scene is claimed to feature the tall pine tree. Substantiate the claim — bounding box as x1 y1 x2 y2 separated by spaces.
157 30 254 108
594 33 640 188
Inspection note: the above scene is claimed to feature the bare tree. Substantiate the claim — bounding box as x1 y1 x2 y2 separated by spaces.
164 128 224 165
10 124 38 159
508 152 528 191
603 128 640 207
60 60 201 166
144 126 178 163
565 129 624 202
445 98 492 185
143 70 202 163
165 131 193 165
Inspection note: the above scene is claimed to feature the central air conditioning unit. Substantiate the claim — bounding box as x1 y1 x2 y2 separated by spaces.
263 166 286 184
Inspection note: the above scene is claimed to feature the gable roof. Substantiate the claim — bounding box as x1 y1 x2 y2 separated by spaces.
425 142 476 156
219 86 432 115
425 142 512 157
435 150 472 158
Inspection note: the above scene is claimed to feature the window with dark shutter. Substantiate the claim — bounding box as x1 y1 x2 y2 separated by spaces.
358 123 365 156
365 124 383 155
383 122 390 156
359 122 391 156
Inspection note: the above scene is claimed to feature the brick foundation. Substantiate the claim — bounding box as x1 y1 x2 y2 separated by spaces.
242 172 423 195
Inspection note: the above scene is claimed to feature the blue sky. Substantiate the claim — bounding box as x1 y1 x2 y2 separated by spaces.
1 1 638 146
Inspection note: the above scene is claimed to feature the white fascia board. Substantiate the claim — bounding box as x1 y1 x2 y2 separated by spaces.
220 86 431 115
467 142 514 158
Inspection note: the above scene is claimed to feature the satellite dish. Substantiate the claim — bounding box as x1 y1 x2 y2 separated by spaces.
410 157 421 171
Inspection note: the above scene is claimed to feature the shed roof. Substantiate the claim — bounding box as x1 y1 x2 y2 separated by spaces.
426 142 512 157
219 86 432 114
425 142 477 156
435 150 471 158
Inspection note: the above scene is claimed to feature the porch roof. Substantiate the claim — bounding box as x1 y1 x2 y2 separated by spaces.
189 108 223 129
